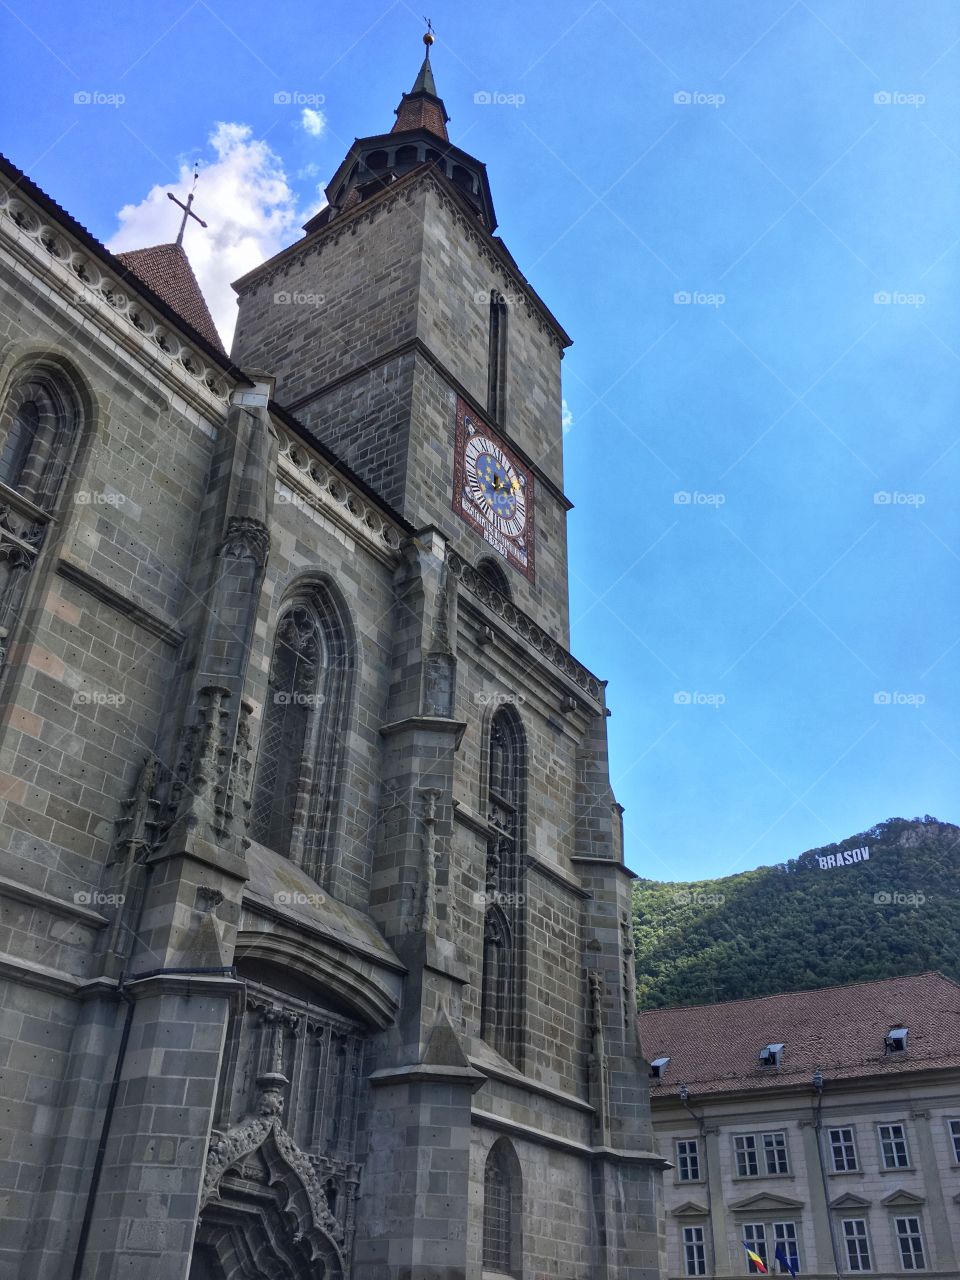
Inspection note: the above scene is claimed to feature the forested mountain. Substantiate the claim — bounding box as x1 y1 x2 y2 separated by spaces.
632 817 959 1009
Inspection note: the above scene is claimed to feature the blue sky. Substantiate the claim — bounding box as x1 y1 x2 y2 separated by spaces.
2 0 958 881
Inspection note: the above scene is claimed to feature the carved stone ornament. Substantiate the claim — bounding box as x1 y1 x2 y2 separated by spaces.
220 514 269 566
202 1072 345 1254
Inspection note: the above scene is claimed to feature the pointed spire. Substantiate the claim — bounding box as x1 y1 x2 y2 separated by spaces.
392 26 450 140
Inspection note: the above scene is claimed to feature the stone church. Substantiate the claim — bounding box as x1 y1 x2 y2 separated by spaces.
0 35 666 1280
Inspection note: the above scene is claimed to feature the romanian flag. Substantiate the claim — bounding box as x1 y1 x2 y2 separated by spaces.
743 1241 768 1274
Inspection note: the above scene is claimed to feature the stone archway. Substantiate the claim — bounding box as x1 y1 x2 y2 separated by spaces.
193 1073 346 1280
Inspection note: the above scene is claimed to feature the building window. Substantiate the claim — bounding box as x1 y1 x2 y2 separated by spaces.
482 1139 521 1277
682 1225 707 1276
476 555 512 599
829 1127 859 1172
480 708 525 1065
763 1131 790 1175
487 289 508 423
734 1131 787 1177
250 587 350 872
948 1118 960 1164
676 1138 701 1182
743 1224 767 1273
878 1122 911 1169
841 1219 872 1272
735 1134 760 1177
894 1217 926 1271
773 1222 801 1274
0 366 82 672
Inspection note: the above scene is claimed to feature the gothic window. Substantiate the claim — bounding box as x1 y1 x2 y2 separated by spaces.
250 585 351 873
476 556 512 600
0 366 83 673
482 1139 522 1277
481 708 525 1064
487 290 508 423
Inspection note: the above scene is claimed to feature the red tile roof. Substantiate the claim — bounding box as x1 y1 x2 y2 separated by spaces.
115 242 224 353
638 971 960 1098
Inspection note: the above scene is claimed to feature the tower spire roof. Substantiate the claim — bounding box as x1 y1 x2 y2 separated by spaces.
392 27 449 140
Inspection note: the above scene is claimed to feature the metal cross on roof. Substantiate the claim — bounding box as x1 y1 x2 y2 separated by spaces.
167 164 208 247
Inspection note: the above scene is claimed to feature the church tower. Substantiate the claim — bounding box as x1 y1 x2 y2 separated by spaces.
232 32 572 642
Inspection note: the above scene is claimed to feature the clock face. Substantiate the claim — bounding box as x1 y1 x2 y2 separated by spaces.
453 398 535 580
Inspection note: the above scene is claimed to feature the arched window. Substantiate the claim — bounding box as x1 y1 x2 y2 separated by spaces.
476 556 512 600
481 708 525 1065
483 1139 522 1277
394 144 418 170
250 584 351 875
0 366 82 672
366 150 388 172
487 291 508 424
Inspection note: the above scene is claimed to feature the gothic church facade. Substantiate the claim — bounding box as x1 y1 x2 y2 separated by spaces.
0 40 666 1280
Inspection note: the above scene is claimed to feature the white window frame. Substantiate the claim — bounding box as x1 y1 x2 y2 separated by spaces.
676 1137 702 1183
841 1218 872 1273
763 1130 790 1175
743 1222 768 1273
893 1216 927 1271
828 1125 859 1173
877 1121 911 1170
682 1224 707 1276
773 1221 801 1273
735 1133 760 1177
947 1118 960 1165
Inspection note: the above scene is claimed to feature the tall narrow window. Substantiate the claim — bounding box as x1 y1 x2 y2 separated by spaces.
743 1224 767 1273
480 707 525 1065
949 1118 960 1164
0 367 82 673
773 1222 801 1273
482 1139 522 1277
894 1217 926 1271
841 1220 872 1272
250 585 351 873
878 1122 910 1169
682 1225 707 1276
487 290 508 424
676 1138 701 1182
829 1126 859 1172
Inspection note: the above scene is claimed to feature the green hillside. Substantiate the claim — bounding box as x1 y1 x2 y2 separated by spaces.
632 816 959 1009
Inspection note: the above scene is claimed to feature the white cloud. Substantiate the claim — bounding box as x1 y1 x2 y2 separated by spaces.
300 107 326 138
107 122 301 349
562 398 574 433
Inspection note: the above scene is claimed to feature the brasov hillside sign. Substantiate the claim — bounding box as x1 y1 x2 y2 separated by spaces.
817 845 870 870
